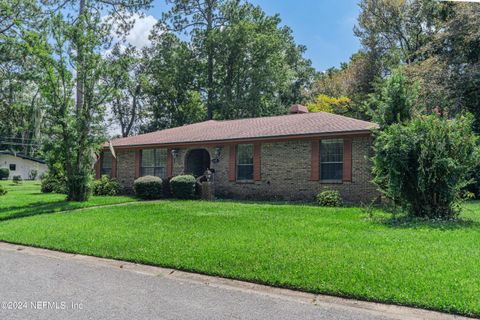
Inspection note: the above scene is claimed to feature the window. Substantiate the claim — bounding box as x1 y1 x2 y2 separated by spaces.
9 164 16 171
236 144 253 181
320 139 343 181
101 152 113 177
141 149 167 178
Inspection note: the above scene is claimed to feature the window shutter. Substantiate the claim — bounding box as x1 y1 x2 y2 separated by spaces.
228 145 236 181
111 156 117 178
134 150 141 178
310 140 320 181
167 149 173 177
95 157 101 179
253 143 261 181
343 139 352 182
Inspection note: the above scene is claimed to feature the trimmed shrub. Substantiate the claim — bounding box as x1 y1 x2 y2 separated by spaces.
170 175 196 199
93 175 120 196
41 171 67 194
373 114 479 219
0 184 6 196
316 189 342 207
12 175 22 184
134 176 163 200
0 168 9 180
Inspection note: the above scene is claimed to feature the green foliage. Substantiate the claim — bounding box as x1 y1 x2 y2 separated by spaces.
29 169 38 180
93 175 120 196
373 115 479 219
41 170 67 194
170 175 196 199
0 184 6 196
3 196 480 316
156 0 314 123
12 175 22 184
133 176 163 200
369 69 419 128
316 189 342 207
0 168 9 180
0 180 136 221
306 95 351 114
308 52 380 120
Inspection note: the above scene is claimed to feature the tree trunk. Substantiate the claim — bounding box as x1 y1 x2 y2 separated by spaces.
69 0 89 202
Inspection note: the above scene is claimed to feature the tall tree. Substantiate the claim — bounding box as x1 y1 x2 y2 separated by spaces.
29 0 152 201
161 0 228 120
0 0 43 155
158 0 313 122
142 32 205 131
355 0 443 67
106 44 147 137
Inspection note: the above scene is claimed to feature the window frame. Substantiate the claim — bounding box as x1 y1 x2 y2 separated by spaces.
140 148 167 179
100 152 113 177
320 139 344 182
236 144 254 182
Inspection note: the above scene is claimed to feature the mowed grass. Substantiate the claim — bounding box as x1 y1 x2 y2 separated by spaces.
0 185 480 317
0 180 137 221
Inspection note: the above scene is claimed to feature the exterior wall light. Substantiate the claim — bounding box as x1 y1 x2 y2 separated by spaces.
212 147 222 163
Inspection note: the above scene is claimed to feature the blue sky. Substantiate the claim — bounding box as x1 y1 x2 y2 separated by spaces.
132 1 361 71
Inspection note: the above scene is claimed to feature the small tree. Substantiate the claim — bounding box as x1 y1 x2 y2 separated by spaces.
372 114 479 219
369 69 419 128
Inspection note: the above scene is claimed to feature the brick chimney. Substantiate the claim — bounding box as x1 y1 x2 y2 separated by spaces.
289 104 308 114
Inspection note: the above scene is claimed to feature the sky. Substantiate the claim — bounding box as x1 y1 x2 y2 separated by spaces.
125 0 362 71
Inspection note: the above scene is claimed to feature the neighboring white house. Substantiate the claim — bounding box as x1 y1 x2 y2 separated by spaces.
0 151 47 180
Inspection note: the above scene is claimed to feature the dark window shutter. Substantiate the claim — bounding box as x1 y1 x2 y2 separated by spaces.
134 150 141 178
253 143 261 181
343 139 352 182
310 140 320 181
228 145 236 181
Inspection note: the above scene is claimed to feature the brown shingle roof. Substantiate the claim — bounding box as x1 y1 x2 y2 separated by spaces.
110 112 378 148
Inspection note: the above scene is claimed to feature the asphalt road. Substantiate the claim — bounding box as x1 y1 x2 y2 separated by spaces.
0 246 467 320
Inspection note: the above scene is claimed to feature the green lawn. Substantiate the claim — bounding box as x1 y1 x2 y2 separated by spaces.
0 180 137 221
0 182 479 316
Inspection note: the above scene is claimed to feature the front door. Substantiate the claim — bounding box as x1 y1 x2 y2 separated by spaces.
185 149 211 177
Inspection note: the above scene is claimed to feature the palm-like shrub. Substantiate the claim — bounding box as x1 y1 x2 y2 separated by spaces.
373 115 479 219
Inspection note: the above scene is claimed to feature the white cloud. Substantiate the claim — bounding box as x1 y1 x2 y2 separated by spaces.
124 14 158 49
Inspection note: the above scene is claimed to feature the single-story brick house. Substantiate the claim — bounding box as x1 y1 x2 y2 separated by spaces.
97 105 379 203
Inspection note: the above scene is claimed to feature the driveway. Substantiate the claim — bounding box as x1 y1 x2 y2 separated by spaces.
0 243 469 320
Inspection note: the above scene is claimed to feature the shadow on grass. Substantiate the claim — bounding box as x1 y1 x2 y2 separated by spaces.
0 200 86 222
374 214 480 230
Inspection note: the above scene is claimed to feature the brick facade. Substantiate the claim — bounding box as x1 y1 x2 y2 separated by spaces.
107 136 379 203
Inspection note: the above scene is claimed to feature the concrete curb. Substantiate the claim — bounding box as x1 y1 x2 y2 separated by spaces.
0 241 472 320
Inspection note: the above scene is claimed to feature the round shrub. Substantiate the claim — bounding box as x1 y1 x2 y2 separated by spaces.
316 189 342 207
134 176 163 200
12 175 22 184
41 172 67 194
373 114 479 219
0 168 9 180
170 174 196 199
93 175 120 196
0 184 7 196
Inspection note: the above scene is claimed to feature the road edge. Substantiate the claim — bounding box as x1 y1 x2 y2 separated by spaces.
0 241 471 320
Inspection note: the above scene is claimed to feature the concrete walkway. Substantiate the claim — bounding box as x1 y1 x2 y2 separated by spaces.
0 242 471 320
